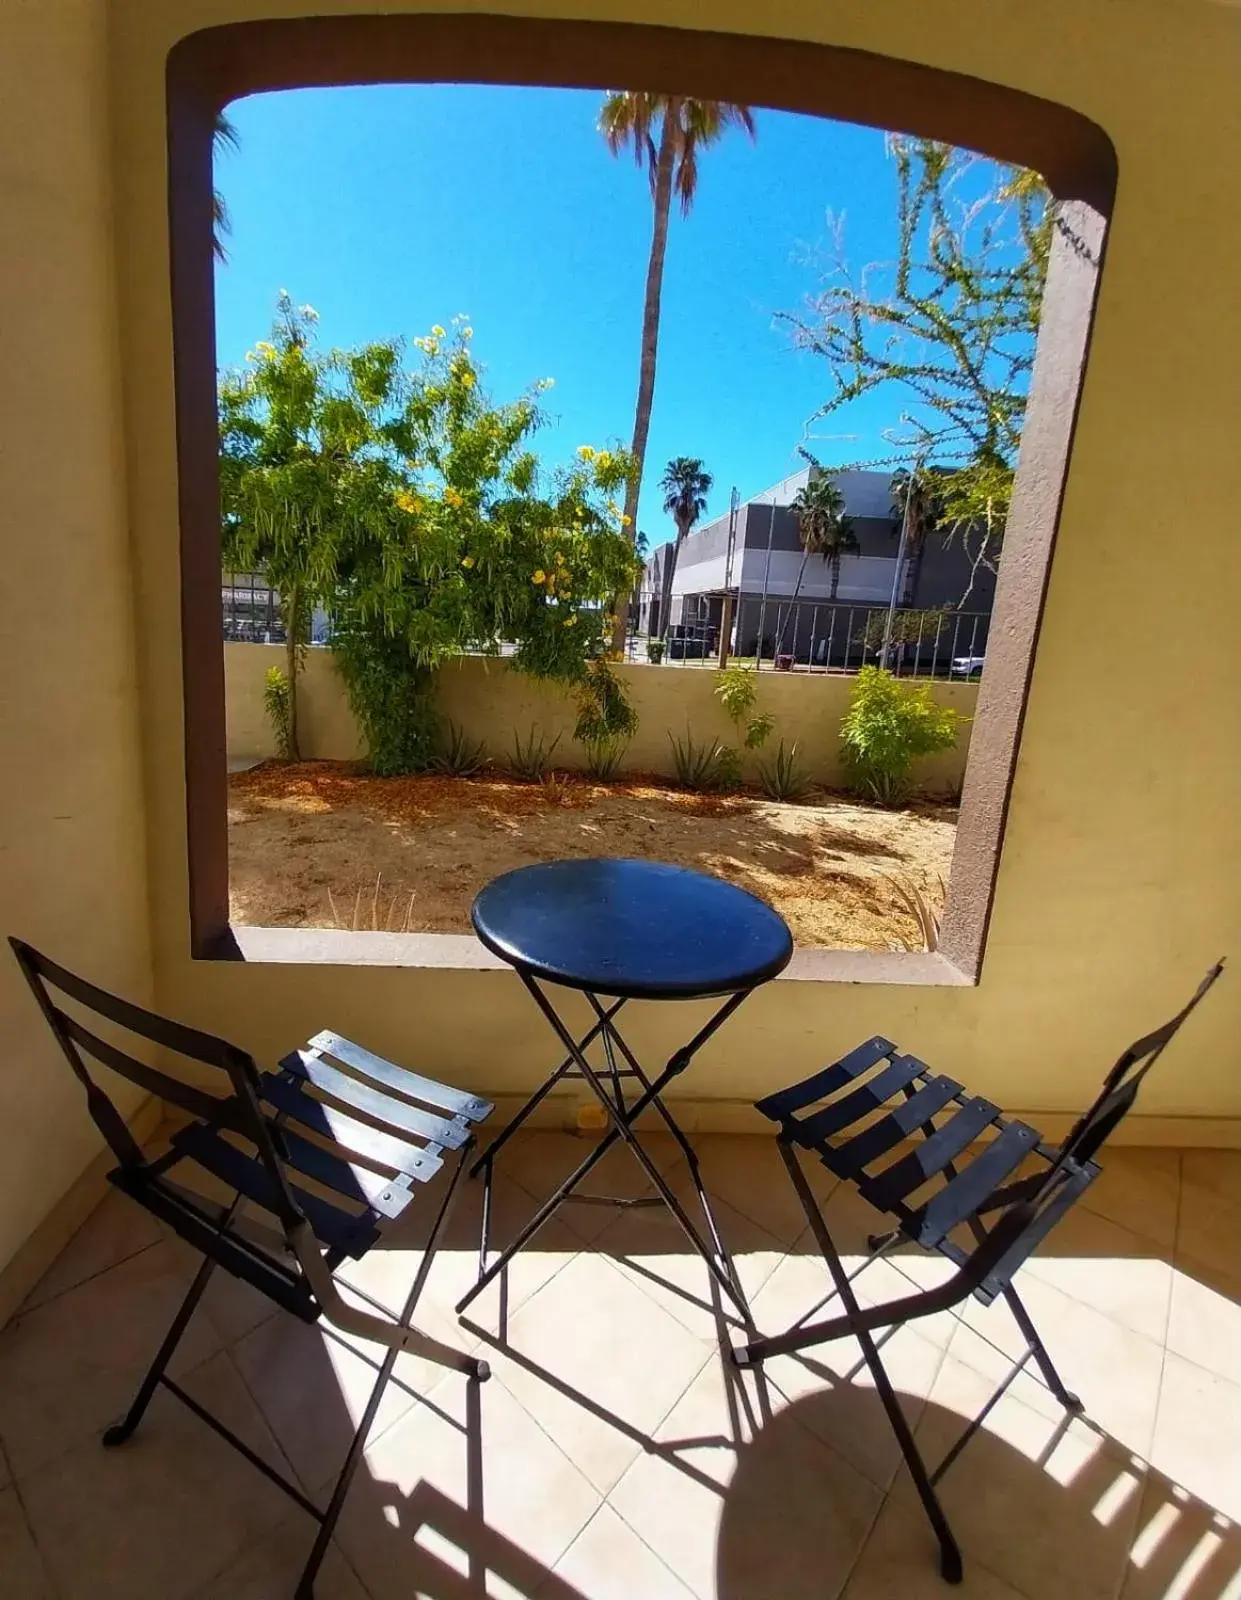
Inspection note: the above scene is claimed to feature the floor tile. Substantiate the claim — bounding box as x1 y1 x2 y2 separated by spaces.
1078 1148 1181 1252
594 1179 786 1343
487 1249 714 1494
0 1240 221 1481
843 1494 1028 1599
19 1351 297 1600
1149 1353 1241 1523
1165 1255 1241 1384
0 1486 55 1598
610 1358 883 1599
542 1503 695 1599
684 1134 840 1248
21 1189 163 1315
902 1353 1146 1600
493 1128 689 1245
230 1309 422 1496
335 1370 601 1600
1180 1151 1241 1201
1022 1203 1174 1345
951 1269 1165 1457
1177 1161 1241 1290
1119 1468 1241 1600
747 1247 947 1490
191 1503 368 1599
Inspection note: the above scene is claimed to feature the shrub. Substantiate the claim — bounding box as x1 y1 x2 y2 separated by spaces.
509 726 561 782
840 666 960 804
263 666 293 760
646 638 665 664
669 731 739 792
428 722 489 777
714 665 773 750
583 736 628 782
757 740 811 802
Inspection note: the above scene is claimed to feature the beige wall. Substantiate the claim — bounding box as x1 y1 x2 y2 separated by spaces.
3 0 1240 1276
225 644 978 792
0 0 155 1275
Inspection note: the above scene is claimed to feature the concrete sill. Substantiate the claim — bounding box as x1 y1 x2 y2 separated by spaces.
224 926 975 986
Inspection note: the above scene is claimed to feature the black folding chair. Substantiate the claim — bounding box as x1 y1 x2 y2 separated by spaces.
10 938 494 1599
735 960 1224 1585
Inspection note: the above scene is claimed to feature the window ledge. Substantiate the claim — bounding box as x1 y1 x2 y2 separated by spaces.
223 926 973 985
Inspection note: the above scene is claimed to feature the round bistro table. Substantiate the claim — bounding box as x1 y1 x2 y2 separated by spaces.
455 858 793 1318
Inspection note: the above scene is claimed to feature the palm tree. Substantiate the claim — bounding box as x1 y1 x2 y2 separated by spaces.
656 457 712 640
600 93 755 651
213 113 239 264
776 473 858 655
889 465 945 606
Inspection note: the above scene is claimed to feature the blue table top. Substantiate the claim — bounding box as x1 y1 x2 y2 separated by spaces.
471 858 794 999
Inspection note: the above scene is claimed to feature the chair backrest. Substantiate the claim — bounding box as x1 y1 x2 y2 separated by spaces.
1049 959 1225 1176
10 936 278 1177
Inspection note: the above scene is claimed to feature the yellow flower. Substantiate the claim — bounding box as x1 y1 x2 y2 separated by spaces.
563 615 578 627
576 445 595 461
532 569 546 585
462 326 474 339
461 555 475 569
431 325 446 338
621 514 632 526
459 371 475 389
395 490 422 515
443 487 464 508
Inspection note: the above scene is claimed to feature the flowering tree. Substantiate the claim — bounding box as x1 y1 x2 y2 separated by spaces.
220 298 640 772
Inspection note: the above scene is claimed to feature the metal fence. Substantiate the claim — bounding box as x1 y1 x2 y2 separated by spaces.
222 573 285 644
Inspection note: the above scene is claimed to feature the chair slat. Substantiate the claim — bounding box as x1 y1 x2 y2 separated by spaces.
171 1124 379 1256
827 1074 963 1180
259 1073 444 1182
911 1120 1041 1248
308 1032 493 1122
755 1037 896 1122
274 1124 418 1221
794 1053 927 1148
282 1051 471 1149
861 1096 1000 1213
59 1012 237 1131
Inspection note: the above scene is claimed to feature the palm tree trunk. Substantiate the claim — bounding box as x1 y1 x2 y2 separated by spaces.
830 555 841 600
658 517 690 642
900 529 925 607
775 550 810 655
610 104 679 655
284 585 301 762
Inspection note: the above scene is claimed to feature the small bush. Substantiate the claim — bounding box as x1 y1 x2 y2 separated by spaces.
428 722 489 777
509 725 562 782
715 664 773 751
646 638 665 664
757 740 811 802
263 666 293 760
669 731 739 792
583 736 628 782
840 666 960 805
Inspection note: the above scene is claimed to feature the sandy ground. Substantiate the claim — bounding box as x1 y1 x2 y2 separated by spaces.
227 763 956 950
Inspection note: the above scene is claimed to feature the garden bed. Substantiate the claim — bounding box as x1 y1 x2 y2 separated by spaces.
228 762 956 949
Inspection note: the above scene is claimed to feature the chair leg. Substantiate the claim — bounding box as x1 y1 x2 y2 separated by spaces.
768 1141 964 1585
1000 1283 1082 1413
102 1249 219 1447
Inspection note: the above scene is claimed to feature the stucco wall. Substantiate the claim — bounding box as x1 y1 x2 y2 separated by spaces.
225 644 978 792
3 0 1240 1279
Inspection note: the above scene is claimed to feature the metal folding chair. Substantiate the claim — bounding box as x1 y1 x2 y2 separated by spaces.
735 961 1224 1584
11 938 493 1599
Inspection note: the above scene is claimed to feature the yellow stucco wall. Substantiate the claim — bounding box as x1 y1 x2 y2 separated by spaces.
224 644 978 792
3 0 1240 1274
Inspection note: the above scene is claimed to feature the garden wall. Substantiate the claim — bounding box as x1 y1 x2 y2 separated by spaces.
224 643 979 793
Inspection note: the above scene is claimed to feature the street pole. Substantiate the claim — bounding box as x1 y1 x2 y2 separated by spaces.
755 500 776 670
718 485 739 668
879 465 917 671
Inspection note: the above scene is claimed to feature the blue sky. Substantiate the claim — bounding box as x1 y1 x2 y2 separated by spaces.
214 86 910 542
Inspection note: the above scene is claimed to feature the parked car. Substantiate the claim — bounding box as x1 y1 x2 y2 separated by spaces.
951 655 986 678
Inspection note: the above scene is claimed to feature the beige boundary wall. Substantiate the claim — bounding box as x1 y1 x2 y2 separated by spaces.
225 643 979 792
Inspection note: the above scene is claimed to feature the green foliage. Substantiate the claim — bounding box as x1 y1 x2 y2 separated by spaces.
885 873 945 952
429 722 489 777
784 139 1062 599
669 731 739 792
263 666 292 760
714 665 773 751
757 740 811 802
853 608 951 653
583 737 628 782
573 659 639 745
840 667 960 805
645 638 665 664
509 726 562 782
220 299 642 773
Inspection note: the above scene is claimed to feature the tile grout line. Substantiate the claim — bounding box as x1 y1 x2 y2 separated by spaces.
13 1233 166 1325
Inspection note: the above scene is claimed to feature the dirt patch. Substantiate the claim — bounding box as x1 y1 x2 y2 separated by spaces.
228 762 956 950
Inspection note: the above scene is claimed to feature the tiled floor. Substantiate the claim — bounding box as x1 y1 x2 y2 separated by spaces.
1 1133 1238 1599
